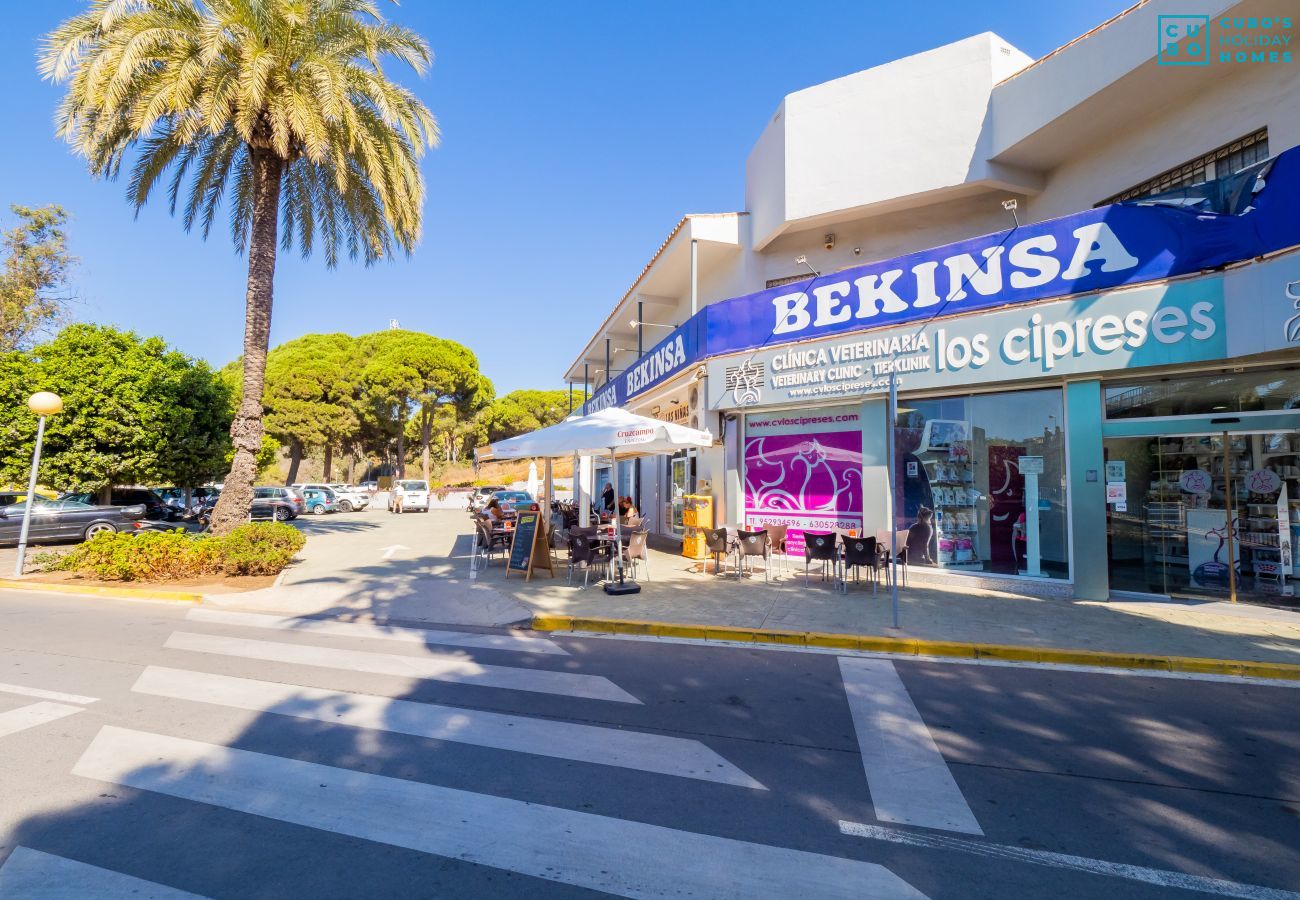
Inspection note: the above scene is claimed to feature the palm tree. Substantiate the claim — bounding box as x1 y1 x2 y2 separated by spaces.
40 0 438 533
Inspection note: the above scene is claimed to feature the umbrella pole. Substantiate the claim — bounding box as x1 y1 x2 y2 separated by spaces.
604 445 640 595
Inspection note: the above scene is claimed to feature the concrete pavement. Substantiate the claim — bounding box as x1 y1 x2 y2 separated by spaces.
162 508 1300 667
1 587 1298 897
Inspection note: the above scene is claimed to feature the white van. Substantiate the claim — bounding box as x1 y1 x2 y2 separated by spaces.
388 479 431 513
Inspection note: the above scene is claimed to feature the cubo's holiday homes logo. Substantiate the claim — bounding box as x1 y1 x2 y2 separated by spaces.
1158 15 1209 64
1159 14 1293 65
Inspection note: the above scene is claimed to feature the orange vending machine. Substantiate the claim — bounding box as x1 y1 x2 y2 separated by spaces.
682 494 714 560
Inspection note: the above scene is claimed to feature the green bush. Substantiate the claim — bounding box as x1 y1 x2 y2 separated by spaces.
45 523 305 581
217 523 305 576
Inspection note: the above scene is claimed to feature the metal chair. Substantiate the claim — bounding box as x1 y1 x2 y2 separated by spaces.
476 518 508 565
566 533 610 588
736 529 771 582
875 526 912 587
804 531 840 588
841 535 879 593
621 529 651 581
763 524 789 577
704 527 733 576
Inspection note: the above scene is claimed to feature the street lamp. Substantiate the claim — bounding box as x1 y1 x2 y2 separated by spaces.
13 392 63 577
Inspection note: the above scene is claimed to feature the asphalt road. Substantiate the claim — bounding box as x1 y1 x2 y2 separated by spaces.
0 516 1298 897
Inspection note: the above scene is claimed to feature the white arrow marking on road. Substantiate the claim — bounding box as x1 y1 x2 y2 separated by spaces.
75 727 928 899
840 821 1300 900
381 544 411 560
0 847 205 899
0 701 83 739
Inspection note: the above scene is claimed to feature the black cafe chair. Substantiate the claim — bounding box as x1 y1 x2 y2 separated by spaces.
736 529 771 583
804 531 840 588
704 527 733 576
841 535 880 594
566 533 610 589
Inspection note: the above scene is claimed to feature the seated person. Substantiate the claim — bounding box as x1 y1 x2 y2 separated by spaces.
484 498 505 525
618 496 640 523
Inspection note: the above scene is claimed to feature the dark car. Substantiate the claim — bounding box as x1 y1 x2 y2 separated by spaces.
0 491 27 507
62 488 174 522
252 486 304 521
0 498 147 546
157 486 219 517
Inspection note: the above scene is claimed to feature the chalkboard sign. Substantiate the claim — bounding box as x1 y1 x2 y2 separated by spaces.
506 510 555 581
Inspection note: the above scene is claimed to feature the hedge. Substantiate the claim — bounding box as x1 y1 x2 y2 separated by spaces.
41 523 306 581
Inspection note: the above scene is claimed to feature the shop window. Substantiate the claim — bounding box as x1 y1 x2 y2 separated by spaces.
1104 370 1300 419
893 389 1068 579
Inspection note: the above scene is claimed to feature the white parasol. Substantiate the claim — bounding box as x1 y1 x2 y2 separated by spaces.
488 408 713 594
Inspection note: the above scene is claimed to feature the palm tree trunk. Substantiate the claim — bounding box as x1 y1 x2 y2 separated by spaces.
211 147 283 534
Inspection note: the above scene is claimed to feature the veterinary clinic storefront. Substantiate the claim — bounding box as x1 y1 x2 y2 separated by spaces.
578 148 1300 600
707 249 1300 602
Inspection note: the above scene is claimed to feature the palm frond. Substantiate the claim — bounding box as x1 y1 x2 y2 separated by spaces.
41 0 439 263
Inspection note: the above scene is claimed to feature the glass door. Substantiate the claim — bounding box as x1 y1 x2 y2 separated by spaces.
669 454 688 536
1104 430 1299 604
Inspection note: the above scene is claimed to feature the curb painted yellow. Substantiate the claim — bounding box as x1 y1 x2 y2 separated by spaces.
530 614 1300 682
0 579 202 603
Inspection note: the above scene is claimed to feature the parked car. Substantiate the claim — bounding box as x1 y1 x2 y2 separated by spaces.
387 479 431 512
156 486 219 518
468 486 506 511
490 490 536 515
251 486 305 521
328 484 371 511
358 480 379 494
295 483 368 512
301 488 337 516
0 498 147 545
62 488 175 522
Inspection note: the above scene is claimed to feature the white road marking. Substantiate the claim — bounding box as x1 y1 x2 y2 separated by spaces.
0 847 206 899
0 702 83 739
0 682 98 705
380 544 410 560
562 632 1300 689
839 821 1300 900
185 607 568 655
133 666 763 788
163 631 640 704
74 727 926 900
838 657 982 835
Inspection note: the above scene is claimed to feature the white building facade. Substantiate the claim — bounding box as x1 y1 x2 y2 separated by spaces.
565 1 1300 603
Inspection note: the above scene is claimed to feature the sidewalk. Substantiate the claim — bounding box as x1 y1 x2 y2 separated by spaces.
463 518 1300 667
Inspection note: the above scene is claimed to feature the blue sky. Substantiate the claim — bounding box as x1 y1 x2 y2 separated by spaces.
0 1 1132 395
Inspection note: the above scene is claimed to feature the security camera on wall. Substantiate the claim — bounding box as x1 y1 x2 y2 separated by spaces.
823 233 836 251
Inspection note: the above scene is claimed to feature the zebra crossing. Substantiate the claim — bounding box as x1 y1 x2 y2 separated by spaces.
1 606 929 899
0 681 97 742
